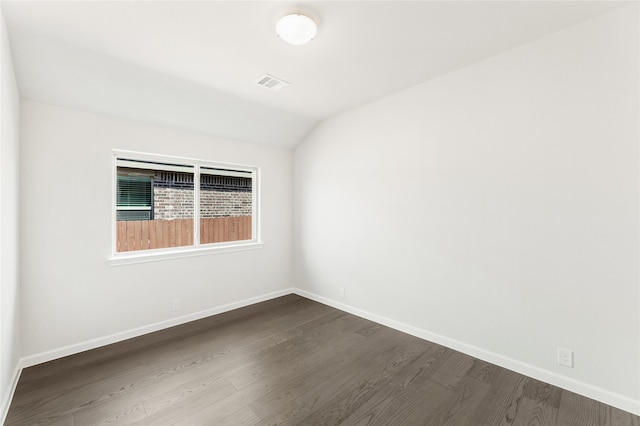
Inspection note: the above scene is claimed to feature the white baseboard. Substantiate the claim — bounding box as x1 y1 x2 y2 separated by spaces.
293 288 640 417
21 288 294 368
1 362 23 425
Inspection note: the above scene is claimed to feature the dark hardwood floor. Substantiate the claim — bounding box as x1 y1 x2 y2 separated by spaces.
5 294 639 425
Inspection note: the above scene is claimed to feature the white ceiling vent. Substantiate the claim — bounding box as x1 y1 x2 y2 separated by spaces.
256 74 290 91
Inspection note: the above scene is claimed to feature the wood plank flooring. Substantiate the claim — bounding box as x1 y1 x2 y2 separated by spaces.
5 295 639 425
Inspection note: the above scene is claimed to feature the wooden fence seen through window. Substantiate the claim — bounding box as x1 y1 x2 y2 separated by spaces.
116 216 252 252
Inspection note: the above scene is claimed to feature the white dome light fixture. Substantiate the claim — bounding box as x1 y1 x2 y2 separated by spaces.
276 14 317 45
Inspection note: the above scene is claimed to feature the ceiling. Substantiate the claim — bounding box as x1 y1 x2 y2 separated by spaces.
1 1 628 148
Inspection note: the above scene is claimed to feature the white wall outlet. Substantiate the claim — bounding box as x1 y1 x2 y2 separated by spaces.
172 299 180 311
339 287 345 298
558 347 573 368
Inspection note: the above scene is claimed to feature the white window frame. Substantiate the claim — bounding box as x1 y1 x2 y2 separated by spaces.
109 150 262 266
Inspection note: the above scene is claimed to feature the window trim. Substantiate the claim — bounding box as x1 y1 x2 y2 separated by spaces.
109 150 261 266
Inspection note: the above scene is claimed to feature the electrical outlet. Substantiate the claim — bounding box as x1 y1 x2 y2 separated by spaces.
558 347 573 368
339 287 345 298
172 299 180 312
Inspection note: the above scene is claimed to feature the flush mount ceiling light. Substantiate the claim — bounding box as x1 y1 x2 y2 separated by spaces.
276 14 317 45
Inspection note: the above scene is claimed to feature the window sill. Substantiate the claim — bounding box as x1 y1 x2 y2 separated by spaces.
108 241 263 266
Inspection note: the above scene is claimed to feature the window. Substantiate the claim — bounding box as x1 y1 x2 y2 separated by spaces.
117 175 153 221
199 167 253 245
112 151 259 262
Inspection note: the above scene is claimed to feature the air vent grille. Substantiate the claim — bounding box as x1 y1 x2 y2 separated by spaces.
256 74 290 91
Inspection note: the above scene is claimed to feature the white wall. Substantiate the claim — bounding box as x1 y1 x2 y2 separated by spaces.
0 9 21 421
20 101 293 361
294 5 639 413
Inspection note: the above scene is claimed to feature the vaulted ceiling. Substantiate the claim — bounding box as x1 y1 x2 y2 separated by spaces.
1 1 627 148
